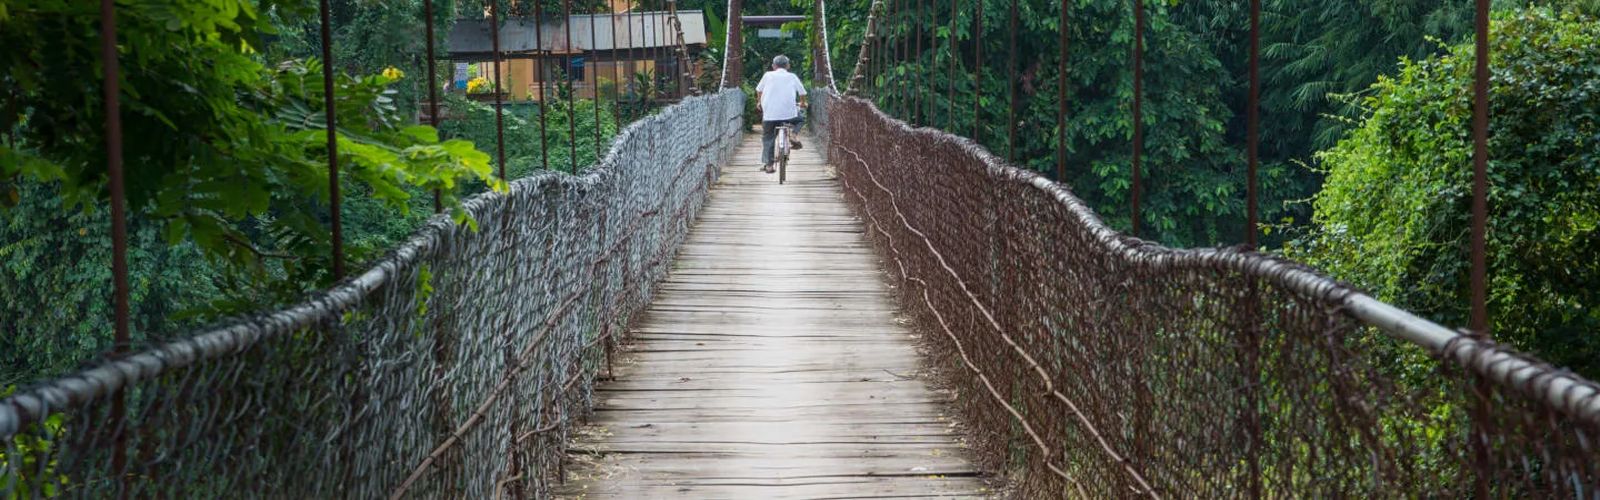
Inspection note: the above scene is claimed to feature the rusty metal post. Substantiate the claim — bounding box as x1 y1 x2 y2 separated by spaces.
1004 0 1017 162
658 11 666 94
490 0 508 180
1055 0 1068 181
320 0 345 279
536 0 552 170
426 0 443 213
1469 0 1492 494
1245 0 1258 248
99 0 131 493
1243 0 1263 497
946 0 958 129
648 11 658 94
610 0 622 124
871 7 881 97
1469 0 1490 342
316 0 353 492
591 3 603 148
881 0 896 106
871 5 883 97
970 0 982 141
626 0 636 115
883 1 894 101
564 0 579 172
1130 0 1143 237
913 0 924 126
894 0 905 117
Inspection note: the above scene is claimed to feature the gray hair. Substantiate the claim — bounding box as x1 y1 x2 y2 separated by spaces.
772 55 790 69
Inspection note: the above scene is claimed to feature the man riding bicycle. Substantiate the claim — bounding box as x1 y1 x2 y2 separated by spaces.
755 55 806 174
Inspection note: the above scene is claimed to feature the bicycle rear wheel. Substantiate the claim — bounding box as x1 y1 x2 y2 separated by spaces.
777 127 789 184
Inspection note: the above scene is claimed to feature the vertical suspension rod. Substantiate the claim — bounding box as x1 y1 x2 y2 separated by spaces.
99 0 131 492
872 1 884 97
970 0 982 141
321 0 345 279
490 0 507 180
896 0 907 117
1243 1 1264 499
913 0 923 126
536 0 552 170
565 0 579 172
1469 0 1490 338
609 0 622 123
591 3 603 148
425 0 443 213
946 0 957 129
1469 0 1493 494
1130 0 1143 237
626 0 636 115
1005 0 1017 161
885 0 898 110
1245 0 1259 249
1055 0 1068 181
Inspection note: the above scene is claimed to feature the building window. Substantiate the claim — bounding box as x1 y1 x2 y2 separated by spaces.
566 57 586 81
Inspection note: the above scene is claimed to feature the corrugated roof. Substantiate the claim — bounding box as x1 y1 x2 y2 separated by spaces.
447 11 707 57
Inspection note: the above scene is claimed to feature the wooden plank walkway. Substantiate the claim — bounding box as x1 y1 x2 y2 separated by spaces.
559 132 991 499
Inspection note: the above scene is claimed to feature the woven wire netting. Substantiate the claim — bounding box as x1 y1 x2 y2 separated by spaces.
0 89 744 499
820 93 1600 497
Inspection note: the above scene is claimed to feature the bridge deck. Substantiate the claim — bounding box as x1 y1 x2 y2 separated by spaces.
559 133 990 498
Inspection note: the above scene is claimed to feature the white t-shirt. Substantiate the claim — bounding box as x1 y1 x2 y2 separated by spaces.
755 69 807 121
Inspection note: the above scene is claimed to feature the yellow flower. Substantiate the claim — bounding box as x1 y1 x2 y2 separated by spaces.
382 66 404 80
466 76 491 94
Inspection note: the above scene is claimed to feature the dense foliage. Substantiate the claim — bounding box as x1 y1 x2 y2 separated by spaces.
0 0 625 384
818 0 1483 246
2 0 499 281
1294 7 1600 376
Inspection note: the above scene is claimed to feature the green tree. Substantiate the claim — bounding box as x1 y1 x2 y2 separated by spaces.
0 184 220 385
2 0 498 280
1 0 499 381
856 0 1250 245
1294 7 1600 376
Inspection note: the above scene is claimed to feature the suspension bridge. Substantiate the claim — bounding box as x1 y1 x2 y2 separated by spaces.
3 0 1599 498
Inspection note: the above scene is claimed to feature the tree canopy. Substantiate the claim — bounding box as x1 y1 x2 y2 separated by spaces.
1294 7 1600 376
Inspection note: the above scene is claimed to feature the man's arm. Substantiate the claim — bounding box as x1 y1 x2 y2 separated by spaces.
794 74 808 109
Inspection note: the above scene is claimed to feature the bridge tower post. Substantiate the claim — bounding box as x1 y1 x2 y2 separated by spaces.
721 0 744 88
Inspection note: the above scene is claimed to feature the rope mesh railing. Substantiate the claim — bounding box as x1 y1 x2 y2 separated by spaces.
0 89 744 498
815 91 1600 496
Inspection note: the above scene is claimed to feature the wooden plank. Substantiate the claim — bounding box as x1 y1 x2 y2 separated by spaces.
558 133 993 498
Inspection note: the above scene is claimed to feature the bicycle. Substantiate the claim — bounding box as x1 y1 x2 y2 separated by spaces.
767 112 803 184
